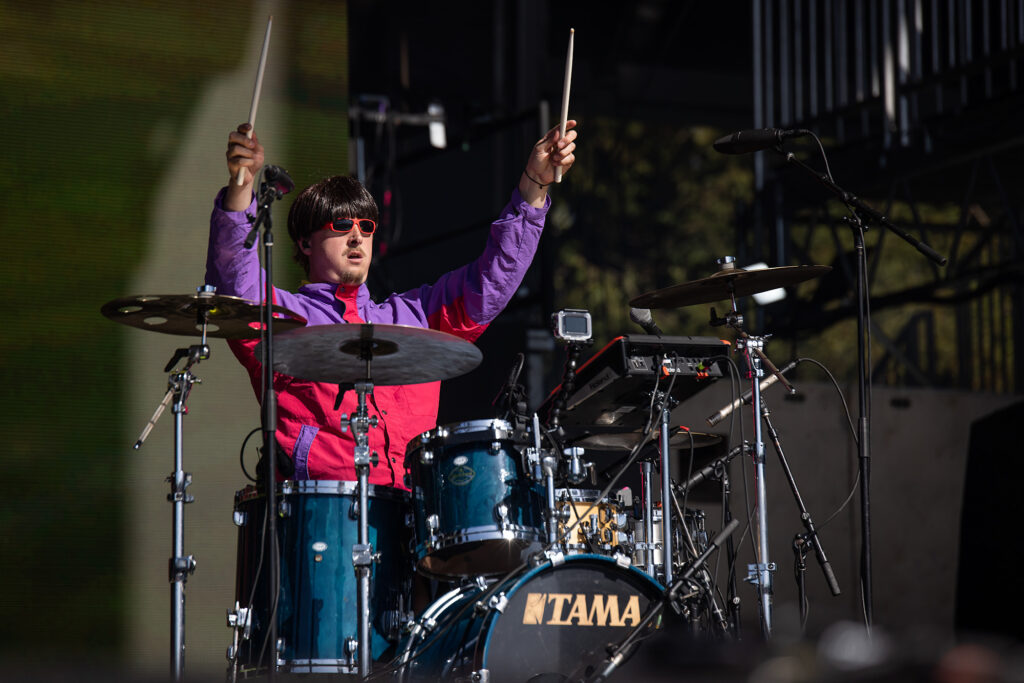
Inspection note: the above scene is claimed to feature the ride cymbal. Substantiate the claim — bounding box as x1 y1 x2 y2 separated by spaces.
101 293 307 338
259 323 483 386
630 265 831 309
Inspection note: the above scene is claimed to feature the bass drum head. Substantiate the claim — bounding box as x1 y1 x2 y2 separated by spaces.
400 554 662 682
480 555 663 681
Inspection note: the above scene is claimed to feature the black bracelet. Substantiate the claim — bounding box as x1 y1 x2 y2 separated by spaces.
524 170 550 188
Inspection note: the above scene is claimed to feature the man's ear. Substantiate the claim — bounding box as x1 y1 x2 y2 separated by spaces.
300 238 312 253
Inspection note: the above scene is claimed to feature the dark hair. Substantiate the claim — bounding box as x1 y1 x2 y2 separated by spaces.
287 175 379 275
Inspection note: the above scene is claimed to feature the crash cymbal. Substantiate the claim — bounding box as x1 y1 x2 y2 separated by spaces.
574 428 722 452
630 265 831 309
101 293 307 338
260 323 483 386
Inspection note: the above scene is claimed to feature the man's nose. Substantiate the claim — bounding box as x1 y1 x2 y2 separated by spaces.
346 230 363 245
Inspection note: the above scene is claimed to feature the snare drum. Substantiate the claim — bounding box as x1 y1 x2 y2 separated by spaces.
398 554 663 682
229 481 413 676
405 419 545 578
555 488 629 555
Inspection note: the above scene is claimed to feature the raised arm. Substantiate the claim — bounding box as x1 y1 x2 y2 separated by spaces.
518 119 578 207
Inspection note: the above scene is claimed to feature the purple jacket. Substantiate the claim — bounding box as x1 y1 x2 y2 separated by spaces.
206 186 549 486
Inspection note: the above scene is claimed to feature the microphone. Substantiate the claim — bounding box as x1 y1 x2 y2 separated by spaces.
629 307 663 336
712 128 810 154
705 359 799 427
263 164 294 194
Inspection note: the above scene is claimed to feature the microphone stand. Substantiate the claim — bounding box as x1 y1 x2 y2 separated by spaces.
246 170 290 677
775 148 947 628
759 396 841 599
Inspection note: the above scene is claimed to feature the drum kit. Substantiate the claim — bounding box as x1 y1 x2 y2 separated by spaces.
102 258 833 682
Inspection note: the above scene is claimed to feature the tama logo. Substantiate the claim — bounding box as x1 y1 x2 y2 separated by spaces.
521 592 641 627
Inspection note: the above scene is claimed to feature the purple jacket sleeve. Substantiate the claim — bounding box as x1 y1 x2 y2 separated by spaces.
375 188 549 338
205 188 316 317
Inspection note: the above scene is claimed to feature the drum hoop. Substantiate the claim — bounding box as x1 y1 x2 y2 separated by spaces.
234 480 411 505
406 418 516 452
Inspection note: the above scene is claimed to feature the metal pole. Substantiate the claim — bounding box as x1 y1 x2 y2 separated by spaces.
171 386 186 682
659 405 673 586
747 340 774 637
642 461 655 577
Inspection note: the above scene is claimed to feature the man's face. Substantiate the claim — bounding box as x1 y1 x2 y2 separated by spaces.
303 219 374 285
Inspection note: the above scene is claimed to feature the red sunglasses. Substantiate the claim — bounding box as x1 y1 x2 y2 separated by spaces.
321 218 377 236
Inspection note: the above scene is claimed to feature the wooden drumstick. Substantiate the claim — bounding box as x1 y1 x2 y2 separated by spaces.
236 15 273 186
554 28 574 184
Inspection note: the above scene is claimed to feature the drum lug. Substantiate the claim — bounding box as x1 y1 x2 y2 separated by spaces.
426 514 440 549
477 592 507 615
493 503 510 530
614 552 633 569
420 449 434 465
538 549 565 567
275 637 285 669
471 669 491 683
226 602 252 640
232 510 247 527
489 441 501 455
344 636 358 668
278 499 291 518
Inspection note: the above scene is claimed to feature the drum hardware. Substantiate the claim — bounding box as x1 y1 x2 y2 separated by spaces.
248 322 483 677
628 256 833 639
756 390 841 636
107 283 263 683
582 519 740 683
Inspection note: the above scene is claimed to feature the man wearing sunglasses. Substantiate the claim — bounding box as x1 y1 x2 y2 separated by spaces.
207 120 577 487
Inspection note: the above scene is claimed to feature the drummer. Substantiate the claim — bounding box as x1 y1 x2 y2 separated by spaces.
207 121 577 488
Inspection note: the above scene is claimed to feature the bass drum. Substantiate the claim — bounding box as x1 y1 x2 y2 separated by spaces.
231 480 413 676
398 554 663 682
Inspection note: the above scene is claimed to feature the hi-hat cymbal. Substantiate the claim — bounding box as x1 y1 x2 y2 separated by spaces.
573 428 721 452
101 293 307 338
630 265 831 309
259 323 483 386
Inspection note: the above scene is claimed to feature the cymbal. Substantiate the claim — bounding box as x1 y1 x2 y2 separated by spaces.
101 293 307 338
629 265 831 309
259 323 483 386
574 428 722 452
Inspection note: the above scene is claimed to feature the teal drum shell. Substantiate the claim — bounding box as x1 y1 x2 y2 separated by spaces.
405 419 545 578
397 554 664 682
232 480 413 676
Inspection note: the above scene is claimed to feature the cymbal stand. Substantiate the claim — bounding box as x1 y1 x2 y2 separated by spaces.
342 348 378 679
710 282 779 638
132 287 213 683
